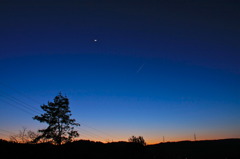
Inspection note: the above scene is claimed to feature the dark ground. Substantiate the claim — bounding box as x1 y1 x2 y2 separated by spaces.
0 138 239 159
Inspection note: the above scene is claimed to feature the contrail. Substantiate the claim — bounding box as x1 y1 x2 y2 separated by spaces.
136 63 145 73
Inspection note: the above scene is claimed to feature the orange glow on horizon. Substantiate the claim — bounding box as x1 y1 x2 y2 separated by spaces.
1 134 240 145
1 130 240 145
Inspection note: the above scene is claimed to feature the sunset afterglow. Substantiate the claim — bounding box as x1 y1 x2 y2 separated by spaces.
0 0 239 145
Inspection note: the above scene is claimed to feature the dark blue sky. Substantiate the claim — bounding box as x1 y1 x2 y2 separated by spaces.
0 0 239 143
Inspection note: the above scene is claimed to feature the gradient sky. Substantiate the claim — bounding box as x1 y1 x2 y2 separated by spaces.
0 0 239 144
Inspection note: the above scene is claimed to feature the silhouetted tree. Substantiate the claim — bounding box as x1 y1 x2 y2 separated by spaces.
128 136 146 146
33 93 80 145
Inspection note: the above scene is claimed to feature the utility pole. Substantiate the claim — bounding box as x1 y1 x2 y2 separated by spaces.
194 133 196 141
163 136 165 143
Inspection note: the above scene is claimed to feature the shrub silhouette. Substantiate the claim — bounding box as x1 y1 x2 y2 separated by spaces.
128 136 146 146
9 127 39 143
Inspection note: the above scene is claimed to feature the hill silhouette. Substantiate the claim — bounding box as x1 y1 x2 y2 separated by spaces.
0 138 239 159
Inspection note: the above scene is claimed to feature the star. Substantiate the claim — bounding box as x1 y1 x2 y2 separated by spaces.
93 39 98 42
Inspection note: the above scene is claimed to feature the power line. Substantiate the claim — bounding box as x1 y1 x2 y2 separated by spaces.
0 82 121 142
81 122 120 141
0 91 42 114
0 98 35 116
0 82 42 105
0 97 110 142
75 132 91 140
0 92 110 142
75 115 120 141
76 127 108 141
0 129 15 135
0 129 16 139
0 132 9 137
77 128 102 141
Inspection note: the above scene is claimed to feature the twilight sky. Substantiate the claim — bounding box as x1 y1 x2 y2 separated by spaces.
0 0 239 144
